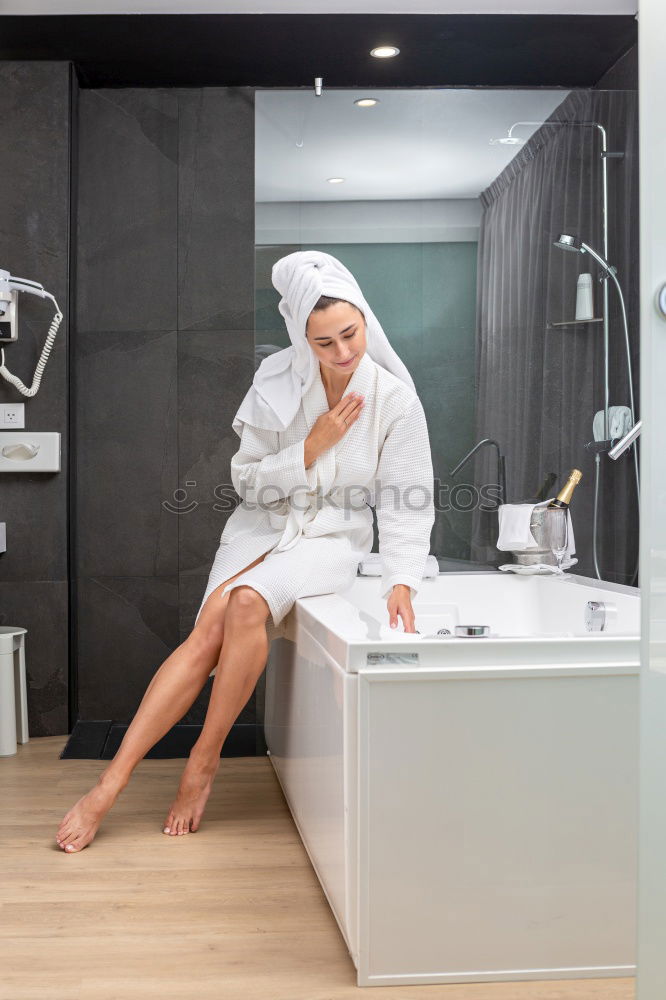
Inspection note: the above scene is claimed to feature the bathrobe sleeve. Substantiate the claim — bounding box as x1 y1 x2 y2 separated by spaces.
230 421 318 504
374 395 435 601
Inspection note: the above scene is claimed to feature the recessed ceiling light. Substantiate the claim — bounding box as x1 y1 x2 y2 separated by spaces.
370 45 400 58
354 98 380 108
327 177 345 184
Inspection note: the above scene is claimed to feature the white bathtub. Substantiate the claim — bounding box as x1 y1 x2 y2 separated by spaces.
264 571 640 987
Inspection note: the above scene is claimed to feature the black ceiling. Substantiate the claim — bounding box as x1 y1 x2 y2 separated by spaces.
0 13 637 89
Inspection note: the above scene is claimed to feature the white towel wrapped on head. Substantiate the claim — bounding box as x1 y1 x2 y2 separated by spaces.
231 250 417 436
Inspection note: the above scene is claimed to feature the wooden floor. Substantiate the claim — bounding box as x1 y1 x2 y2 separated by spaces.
1 736 635 1000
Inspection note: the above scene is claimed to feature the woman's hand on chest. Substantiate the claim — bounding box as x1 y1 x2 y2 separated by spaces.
305 391 365 464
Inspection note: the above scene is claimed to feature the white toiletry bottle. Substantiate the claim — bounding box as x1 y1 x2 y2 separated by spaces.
575 272 594 321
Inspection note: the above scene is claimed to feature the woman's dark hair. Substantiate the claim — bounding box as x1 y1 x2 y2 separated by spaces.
309 295 365 319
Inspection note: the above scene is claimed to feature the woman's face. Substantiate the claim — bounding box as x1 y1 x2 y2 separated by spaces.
305 301 367 376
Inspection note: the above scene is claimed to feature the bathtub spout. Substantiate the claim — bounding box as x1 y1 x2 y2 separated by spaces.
449 438 507 507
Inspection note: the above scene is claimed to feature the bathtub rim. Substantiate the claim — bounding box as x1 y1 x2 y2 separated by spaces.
284 571 640 674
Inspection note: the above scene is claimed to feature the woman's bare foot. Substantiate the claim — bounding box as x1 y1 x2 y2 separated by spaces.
55 777 124 853
163 751 220 836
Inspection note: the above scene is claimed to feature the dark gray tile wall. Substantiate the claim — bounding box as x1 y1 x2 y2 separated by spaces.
75 87 256 730
177 90 255 332
0 62 73 737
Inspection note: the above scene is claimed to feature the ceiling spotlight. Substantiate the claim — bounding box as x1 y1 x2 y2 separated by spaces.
327 177 345 184
370 45 400 58
354 98 380 107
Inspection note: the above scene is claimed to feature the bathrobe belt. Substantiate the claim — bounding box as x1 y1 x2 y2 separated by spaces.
267 485 369 553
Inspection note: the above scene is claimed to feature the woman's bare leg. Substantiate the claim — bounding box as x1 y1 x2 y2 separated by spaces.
55 551 270 853
162 584 273 836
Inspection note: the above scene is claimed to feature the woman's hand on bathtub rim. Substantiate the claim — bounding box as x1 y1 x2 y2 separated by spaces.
387 584 417 633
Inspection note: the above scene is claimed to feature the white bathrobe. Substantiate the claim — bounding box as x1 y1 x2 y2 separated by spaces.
194 350 435 645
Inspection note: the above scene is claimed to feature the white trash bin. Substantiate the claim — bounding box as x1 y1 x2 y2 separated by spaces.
0 627 29 757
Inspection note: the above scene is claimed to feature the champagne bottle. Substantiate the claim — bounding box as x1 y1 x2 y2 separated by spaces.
547 468 582 509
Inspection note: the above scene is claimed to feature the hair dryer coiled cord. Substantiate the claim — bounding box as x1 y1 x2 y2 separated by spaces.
0 294 63 396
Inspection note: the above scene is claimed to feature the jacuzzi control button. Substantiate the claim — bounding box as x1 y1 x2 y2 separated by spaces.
454 625 490 637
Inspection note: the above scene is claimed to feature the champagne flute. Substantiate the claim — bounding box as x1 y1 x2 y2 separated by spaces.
549 508 569 575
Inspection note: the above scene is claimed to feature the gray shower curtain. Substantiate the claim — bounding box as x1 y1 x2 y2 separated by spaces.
471 87 639 585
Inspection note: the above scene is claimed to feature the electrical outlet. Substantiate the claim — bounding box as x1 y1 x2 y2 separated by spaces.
2 404 25 428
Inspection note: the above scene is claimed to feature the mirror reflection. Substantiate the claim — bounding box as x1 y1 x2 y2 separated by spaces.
255 86 639 585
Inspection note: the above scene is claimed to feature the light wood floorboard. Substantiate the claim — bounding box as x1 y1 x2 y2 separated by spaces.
0 736 635 1000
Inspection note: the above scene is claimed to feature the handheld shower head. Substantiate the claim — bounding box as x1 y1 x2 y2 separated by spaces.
553 234 616 279
553 233 583 253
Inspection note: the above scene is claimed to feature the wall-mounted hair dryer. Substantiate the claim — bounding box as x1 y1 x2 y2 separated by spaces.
0 268 63 396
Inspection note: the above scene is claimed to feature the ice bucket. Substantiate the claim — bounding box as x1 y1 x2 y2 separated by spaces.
511 505 564 566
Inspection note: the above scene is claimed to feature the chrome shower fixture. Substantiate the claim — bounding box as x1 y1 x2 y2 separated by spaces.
554 232 640 584
552 231 638 449
553 233 583 253
553 233 617 276
608 419 642 461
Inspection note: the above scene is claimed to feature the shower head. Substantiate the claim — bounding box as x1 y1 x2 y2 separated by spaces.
553 234 616 278
553 233 583 253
